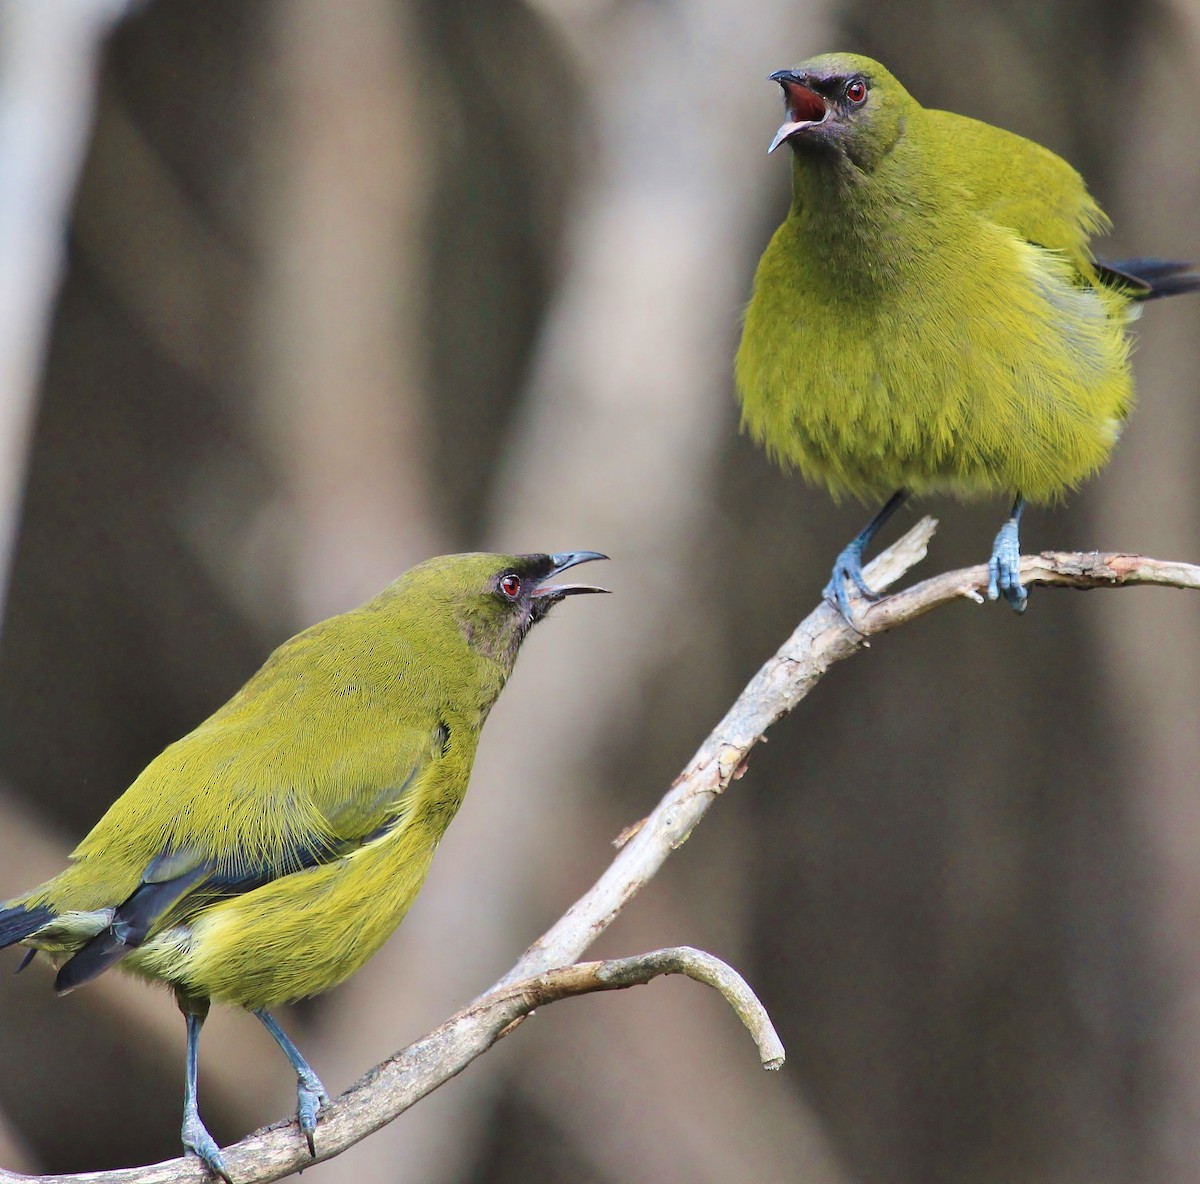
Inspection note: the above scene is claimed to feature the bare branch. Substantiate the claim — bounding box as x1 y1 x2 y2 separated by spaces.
0 948 777 1184
860 540 1200 628
502 521 1200 981
495 515 937 983
514 947 787 1072
5 522 1199 1184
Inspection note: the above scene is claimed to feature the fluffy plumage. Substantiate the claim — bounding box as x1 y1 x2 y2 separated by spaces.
735 52 1197 611
0 549 606 1178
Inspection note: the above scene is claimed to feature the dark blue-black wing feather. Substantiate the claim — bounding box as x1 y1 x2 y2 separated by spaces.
0 903 54 950
1096 256 1200 301
54 819 404 992
54 865 212 993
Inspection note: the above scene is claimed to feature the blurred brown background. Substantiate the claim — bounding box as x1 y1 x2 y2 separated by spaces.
0 1 1198 1182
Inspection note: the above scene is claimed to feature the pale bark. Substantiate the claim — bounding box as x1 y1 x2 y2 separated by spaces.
4 525 1199 1184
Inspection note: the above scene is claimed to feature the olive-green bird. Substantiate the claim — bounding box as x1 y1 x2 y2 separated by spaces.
0 550 607 1181
736 51 1199 616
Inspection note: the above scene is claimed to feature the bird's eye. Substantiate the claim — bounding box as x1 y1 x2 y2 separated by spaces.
846 79 868 105
499 573 522 600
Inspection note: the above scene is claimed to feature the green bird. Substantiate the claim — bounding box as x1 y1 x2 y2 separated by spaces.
0 550 607 1181
735 51 1199 616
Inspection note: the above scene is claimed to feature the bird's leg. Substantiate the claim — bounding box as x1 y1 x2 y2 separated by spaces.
987 495 1028 612
824 488 909 620
253 1008 330 1157
178 996 231 1184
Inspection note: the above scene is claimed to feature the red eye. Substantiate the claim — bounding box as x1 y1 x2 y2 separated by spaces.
499 573 522 600
846 79 867 105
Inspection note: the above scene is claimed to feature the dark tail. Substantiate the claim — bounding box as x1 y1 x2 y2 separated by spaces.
0 902 54 950
1097 256 1200 301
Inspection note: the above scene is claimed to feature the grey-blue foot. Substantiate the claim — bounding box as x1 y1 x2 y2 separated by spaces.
823 542 881 621
987 516 1027 611
823 489 909 622
295 1069 331 1156
182 1111 232 1184
252 1007 330 1157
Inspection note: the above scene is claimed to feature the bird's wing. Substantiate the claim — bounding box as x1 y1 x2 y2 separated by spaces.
925 109 1108 273
49 712 444 991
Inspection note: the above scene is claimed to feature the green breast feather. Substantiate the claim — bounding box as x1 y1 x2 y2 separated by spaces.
736 85 1134 503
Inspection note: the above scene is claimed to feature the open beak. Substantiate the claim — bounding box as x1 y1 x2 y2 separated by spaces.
531 551 610 603
767 70 827 154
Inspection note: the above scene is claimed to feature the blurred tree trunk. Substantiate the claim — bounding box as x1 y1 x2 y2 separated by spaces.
1094 4 1200 1178
0 0 130 620
249 0 441 622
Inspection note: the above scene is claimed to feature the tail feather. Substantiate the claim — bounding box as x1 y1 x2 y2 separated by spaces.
0 902 54 950
1097 256 1200 301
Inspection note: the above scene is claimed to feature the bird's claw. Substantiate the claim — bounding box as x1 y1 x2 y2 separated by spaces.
296 1071 330 1157
823 542 881 622
987 518 1027 612
183 1113 232 1184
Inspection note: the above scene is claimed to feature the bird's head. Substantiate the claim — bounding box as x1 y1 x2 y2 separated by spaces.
395 551 609 672
767 52 910 170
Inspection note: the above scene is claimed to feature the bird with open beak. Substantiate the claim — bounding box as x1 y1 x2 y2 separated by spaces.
0 550 607 1181
737 51 1199 618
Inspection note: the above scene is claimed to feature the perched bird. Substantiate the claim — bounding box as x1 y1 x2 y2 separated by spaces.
0 551 607 1182
736 51 1199 616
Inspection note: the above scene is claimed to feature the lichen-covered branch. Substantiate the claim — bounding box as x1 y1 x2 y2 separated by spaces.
5 521 1198 1184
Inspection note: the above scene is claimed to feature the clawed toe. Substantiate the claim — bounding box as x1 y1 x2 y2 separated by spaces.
823 548 882 621
987 515 1027 612
183 1114 232 1184
296 1076 330 1157
822 489 908 622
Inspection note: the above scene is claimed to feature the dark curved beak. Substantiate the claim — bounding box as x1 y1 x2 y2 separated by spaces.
532 551 610 601
767 70 827 154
